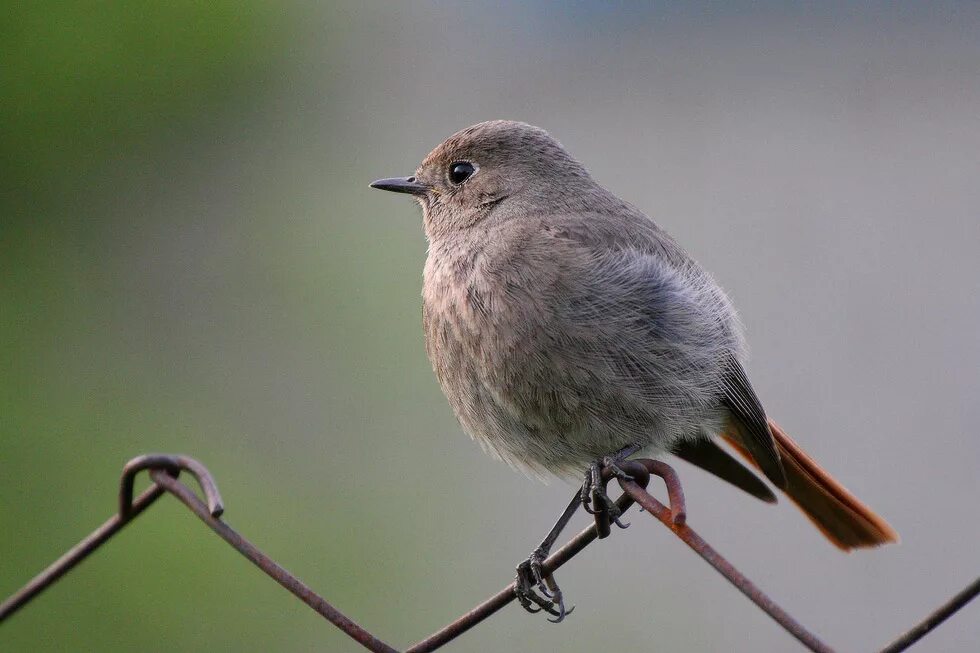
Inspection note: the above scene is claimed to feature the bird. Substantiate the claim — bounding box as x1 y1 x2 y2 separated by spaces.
370 120 898 620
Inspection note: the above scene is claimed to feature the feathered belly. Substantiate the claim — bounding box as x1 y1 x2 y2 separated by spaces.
423 299 716 477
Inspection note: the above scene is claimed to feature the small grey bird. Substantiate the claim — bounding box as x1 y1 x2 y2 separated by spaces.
371 120 897 619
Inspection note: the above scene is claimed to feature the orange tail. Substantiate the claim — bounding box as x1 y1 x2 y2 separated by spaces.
724 420 899 551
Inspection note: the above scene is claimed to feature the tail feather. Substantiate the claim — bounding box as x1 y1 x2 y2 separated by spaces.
722 419 899 551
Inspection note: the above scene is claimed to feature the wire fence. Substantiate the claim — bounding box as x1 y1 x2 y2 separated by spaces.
1 453 976 652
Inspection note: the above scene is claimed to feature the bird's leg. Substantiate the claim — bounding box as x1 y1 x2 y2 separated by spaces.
580 443 641 532
515 491 580 622
515 443 641 622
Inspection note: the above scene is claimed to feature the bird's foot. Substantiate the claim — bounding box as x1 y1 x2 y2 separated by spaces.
580 457 633 531
512 446 639 621
515 548 574 623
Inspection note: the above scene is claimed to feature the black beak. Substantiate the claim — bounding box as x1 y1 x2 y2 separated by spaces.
369 176 429 196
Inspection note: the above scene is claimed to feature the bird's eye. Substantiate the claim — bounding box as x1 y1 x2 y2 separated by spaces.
448 161 476 185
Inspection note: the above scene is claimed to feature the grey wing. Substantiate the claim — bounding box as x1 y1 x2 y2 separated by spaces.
721 355 787 489
554 243 750 443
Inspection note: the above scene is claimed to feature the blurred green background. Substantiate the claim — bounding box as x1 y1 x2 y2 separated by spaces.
2 3 979 651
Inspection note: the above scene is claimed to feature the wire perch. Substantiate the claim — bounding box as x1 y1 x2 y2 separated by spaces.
1 454 977 653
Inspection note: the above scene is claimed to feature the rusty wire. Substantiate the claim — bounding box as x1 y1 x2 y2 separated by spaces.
617 460 833 653
1 454 977 652
878 576 980 653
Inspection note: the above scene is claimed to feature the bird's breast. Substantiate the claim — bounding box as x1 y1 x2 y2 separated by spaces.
421 246 648 474
422 248 526 393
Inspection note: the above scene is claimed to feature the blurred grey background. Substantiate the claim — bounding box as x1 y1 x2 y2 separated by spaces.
2 2 979 651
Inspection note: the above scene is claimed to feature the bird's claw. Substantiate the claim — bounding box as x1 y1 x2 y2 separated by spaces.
514 448 638 623
580 458 634 530
546 593 575 623
515 551 574 622
528 552 553 598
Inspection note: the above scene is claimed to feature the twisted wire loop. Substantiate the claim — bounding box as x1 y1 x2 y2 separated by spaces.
1 455 226 623
119 454 225 519
1 453 977 653
1 455 399 653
